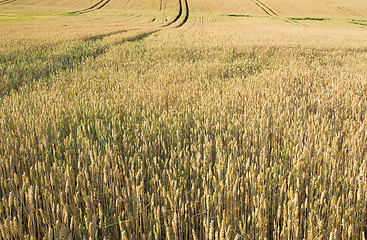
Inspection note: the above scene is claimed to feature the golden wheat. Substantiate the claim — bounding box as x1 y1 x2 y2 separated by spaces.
1 0 367 239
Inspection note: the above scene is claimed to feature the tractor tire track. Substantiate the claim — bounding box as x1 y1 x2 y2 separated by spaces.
163 0 182 27
121 0 134 11
123 30 160 43
0 28 159 98
0 0 16 5
251 0 300 26
176 0 189 27
320 0 363 17
1 0 190 98
65 0 190 46
96 0 110 10
69 0 104 14
67 0 190 50
76 0 189 43
83 29 132 41
252 0 277 16
78 0 104 11
163 0 189 28
336 6 363 17
69 0 110 14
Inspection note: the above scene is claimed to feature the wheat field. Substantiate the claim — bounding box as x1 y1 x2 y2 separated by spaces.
1 0 367 239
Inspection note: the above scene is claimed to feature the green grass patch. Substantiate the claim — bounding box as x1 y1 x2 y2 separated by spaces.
290 17 329 21
349 19 367 26
0 13 61 22
0 38 107 97
227 14 251 18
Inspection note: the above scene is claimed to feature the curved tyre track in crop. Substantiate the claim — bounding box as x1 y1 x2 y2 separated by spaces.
64 0 190 63
63 0 190 62
164 0 183 26
69 0 111 14
250 0 302 26
177 0 189 27
0 0 16 5
68 0 190 28
163 0 190 28
1 0 190 98
157 0 189 28
320 0 363 17
252 0 277 16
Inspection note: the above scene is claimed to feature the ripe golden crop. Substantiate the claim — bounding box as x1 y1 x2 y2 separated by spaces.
1 0 367 239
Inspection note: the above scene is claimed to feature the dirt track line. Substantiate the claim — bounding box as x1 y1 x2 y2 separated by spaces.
83 29 133 41
320 0 363 17
0 0 16 5
337 6 363 17
163 0 183 27
257 0 278 16
176 0 189 27
69 0 110 14
162 0 189 28
69 0 103 14
284 18 306 26
79 0 104 11
67 0 190 45
252 0 271 15
96 0 110 10
123 30 160 43
252 0 277 16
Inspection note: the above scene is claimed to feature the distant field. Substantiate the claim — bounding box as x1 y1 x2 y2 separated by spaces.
1 0 367 239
